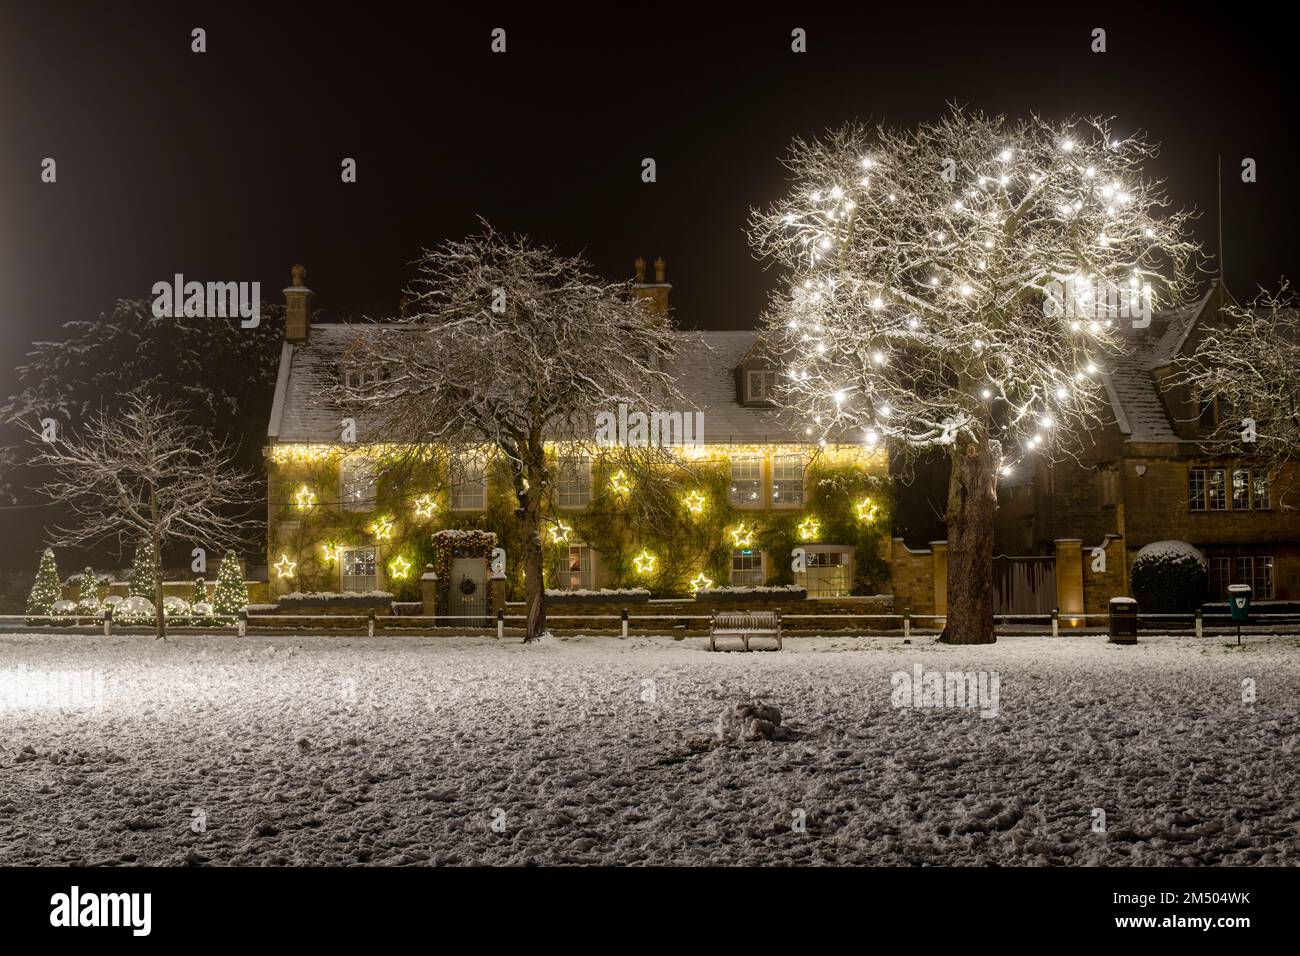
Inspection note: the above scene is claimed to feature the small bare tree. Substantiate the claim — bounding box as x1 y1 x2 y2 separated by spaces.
1174 282 1300 506
330 222 686 642
749 107 1202 643
28 393 258 639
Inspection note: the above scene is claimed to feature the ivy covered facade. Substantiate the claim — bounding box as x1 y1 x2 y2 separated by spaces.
264 274 892 603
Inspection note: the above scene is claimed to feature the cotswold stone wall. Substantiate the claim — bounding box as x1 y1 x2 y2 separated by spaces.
889 539 937 616
508 595 897 632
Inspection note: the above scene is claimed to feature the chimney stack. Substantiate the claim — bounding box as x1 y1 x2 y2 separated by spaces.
284 264 312 343
631 256 670 317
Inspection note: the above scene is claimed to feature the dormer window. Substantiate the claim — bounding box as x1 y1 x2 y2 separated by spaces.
743 368 776 405
342 366 390 393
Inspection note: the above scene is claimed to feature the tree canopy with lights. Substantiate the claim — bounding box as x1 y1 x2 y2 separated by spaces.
750 108 1201 643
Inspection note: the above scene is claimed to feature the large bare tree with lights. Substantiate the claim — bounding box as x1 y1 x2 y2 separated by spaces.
1174 283 1300 507
28 393 258 640
750 108 1201 643
332 223 685 642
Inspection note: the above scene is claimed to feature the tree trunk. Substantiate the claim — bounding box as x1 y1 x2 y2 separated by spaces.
940 438 1000 645
153 533 167 642
520 447 547 643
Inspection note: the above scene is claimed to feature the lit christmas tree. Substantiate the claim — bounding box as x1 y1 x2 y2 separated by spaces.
749 108 1200 644
25 548 62 623
127 543 161 601
212 552 248 617
76 566 102 613
190 576 208 607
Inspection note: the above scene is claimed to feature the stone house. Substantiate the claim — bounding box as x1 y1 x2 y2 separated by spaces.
262 261 891 607
994 281 1300 608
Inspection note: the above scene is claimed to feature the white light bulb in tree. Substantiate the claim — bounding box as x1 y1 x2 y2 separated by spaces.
749 108 1201 644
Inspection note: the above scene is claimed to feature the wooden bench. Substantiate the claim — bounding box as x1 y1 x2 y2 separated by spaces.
708 610 782 651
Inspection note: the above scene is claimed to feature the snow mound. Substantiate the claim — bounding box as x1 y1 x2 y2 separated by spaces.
1134 540 1207 567
716 702 792 742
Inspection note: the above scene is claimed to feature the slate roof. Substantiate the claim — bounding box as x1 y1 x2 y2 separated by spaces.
268 324 800 444
1097 283 1222 444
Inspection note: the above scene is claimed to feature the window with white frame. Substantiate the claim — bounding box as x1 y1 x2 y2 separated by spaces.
341 546 377 591
450 455 487 511
797 547 853 597
771 454 805 506
730 549 764 587
556 455 591 508
1253 471 1271 510
1209 557 1231 599
567 545 593 590
1188 467 1227 511
745 369 775 403
1233 556 1275 600
341 458 378 512
729 457 762 507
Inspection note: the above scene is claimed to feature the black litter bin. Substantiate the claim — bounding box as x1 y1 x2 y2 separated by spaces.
1108 597 1138 644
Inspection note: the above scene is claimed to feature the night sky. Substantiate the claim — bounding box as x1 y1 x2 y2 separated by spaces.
0 1 1295 562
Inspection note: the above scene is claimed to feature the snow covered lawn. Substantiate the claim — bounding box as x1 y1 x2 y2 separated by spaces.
2 631 1297 866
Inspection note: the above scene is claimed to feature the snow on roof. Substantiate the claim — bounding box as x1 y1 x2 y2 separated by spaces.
269 324 802 445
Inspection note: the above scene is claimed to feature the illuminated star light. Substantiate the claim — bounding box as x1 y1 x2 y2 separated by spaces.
413 494 437 519
549 521 572 544
688 572 715 593
632 549 656 575
683 490 706 514
608 470 632 496
855 498 880 523
387 556 412 580
293 484 316 510
797 517 821 542
369 516 395 541
274 554 297 579
730 523 755 549
320 543 339 563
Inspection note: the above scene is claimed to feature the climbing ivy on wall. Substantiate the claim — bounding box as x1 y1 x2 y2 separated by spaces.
268 447 892 601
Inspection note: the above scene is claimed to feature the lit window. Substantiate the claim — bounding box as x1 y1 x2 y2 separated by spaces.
771 454 805 506
1253 472 1271 510
797 548 853 597
450 455 487 511
1189 468 1226 511
556 455 591 508
730 550 764 587
1206 469 1227 510
1232 469 1251 510
341 458 378 512
729 458 762 508
567 545 593 590
341 547 377 591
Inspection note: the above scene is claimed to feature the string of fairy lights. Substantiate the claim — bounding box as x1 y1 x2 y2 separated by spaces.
762 119 1186 481
271 463 883 590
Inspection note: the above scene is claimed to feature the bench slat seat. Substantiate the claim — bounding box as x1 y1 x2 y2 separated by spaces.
708 610 782 651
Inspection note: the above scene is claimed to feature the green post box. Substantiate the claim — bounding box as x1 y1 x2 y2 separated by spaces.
1227 584 1251 645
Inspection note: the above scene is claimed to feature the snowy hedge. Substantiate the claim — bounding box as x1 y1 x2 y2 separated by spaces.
544 587 651 604
695 585 808 603
1130 540 1207 613
277 590 395 608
